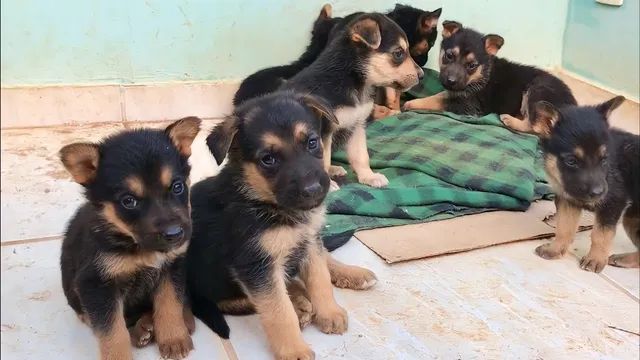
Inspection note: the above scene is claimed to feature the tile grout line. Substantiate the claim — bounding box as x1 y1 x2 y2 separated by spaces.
1 235 62 247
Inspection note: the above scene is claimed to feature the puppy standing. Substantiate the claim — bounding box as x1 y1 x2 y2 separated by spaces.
59 118 220 360
531 97 640 272
403 20 577 134
285 13 424 188
188 92 375 359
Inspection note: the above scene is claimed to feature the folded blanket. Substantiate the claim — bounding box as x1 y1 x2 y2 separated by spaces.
322 110 552 250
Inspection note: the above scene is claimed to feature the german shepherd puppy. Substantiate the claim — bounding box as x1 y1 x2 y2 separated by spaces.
285 12 424 189
233 4 440 115
403 20 578 133
188 91 375 359
59 118 217 360
531 96 640 272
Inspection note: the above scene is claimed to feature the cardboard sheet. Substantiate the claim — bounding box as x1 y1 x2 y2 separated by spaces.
355 200 594 264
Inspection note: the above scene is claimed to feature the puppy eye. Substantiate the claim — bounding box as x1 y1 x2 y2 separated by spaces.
444 52 454 61
466 62 478 70
564 156 578 168
308 137 319 150
120 195 138 210
171 180 185 195
261 154 276 167
392 49 405 62
601 155 608 165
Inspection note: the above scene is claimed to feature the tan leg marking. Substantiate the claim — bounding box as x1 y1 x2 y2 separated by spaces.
500 114 533 133
385 87 401 111
610 212 640 268
98 301 133 360
252 272 314 360
580 221 615 273
129 312 154 348
327 255 377 290
402 91 446 111
346 125 388 188
300 246 348 334
535 199 581 260
218 297 255 315
372 104 400 120
153 277 192 359
324 136 340 192
288 278 314 329
609 252 640 268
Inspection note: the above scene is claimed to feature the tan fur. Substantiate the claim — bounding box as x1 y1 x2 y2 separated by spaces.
218 297 255 314
97 241 188 278
321 4 332 18
580 221 615 273
327 256 377 290
287 278 314 329
466 64 484 84
410 38 429 57
543 155 565 196
372 104 399 120
125 176 145 198
385 87 401 110
573 146 584 160
98 301 132 360
160 166 173 188
609 212 640 268
346 125 388 187
101 203 137 240
129 312 153 348
299 245 348 334
350 18 381 49
323 135 333 173
153 276 192 359
242 163 277 204
535 198 582 259
59 142 100 185
598 145 607 157
261 133 285 149
166 116 201 157
500 114 533 133
294 123 308 143
367 49 421 90
403 91 447 111
441 22 461 38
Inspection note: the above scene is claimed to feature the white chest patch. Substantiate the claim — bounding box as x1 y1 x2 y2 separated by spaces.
334 101 374 130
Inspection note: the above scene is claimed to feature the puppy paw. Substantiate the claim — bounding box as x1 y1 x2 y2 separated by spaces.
157 333 193 360
129 314 154 348
608 252 640 268
329 165 347 178
358 173 388 188
331 265 377 290
535 242 567 260
580 250 608 273
314 305 348 334
275 343 315 360
329 180 340 192
401 100 418 111
290 293 314 329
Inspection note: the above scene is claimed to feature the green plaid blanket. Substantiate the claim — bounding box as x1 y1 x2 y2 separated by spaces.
321 69 551 250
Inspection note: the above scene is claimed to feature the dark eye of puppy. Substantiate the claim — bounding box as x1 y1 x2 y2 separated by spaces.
260 153 277 167
444 51 454 62
562 154 579 168
600 154 609 166
120 194 139 210
466 62 478 71
392 48 405 64
307 136 319 151
171 180 185 195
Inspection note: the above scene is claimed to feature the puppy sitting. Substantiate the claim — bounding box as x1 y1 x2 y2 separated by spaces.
188 92 372 359
531 96 640 272
285 13 424 189
403 20 577 134
59 118 216 360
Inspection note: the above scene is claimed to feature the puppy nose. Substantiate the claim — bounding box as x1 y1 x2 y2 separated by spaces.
302 182 323 198
589 185 605 197
446 77 457 86
162 225 184 242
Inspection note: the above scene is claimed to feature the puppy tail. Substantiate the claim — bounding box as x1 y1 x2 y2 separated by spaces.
190 292 231 339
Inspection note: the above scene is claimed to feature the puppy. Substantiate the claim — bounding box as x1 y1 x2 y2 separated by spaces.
531 96 640 272
59 118 218 360
188 91 359 359
403 20 577 133
285 12 424 189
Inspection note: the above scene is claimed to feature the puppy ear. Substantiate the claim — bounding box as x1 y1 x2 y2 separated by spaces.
441 20 462 38
301 94 338 140
319 4 332 19
531 101 560 138
483 34 504 55
350 17 381 49
419 8 442 33
165 116 202 157
59 143 100 185
206 115 240 166
595 96 625 121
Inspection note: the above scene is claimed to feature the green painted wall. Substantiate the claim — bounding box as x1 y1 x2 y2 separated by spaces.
562 0 639 99
1 0 569 86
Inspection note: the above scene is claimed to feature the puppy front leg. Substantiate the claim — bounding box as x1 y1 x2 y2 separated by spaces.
153 268 193 360
346 125 388 188
77 274 132 360
402 91 447 111
327 255 377 290
581 205 625 273
247 272 314 360
535 198 581 260
385 87 401 111
300 243 348 334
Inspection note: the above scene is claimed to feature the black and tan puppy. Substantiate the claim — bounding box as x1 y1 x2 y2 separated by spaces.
531 96 640 272
403 20 577 133
59 118 223 360
187 91 376 359
285 12 424 189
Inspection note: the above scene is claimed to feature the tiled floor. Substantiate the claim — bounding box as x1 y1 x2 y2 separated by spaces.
1 76 639 359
